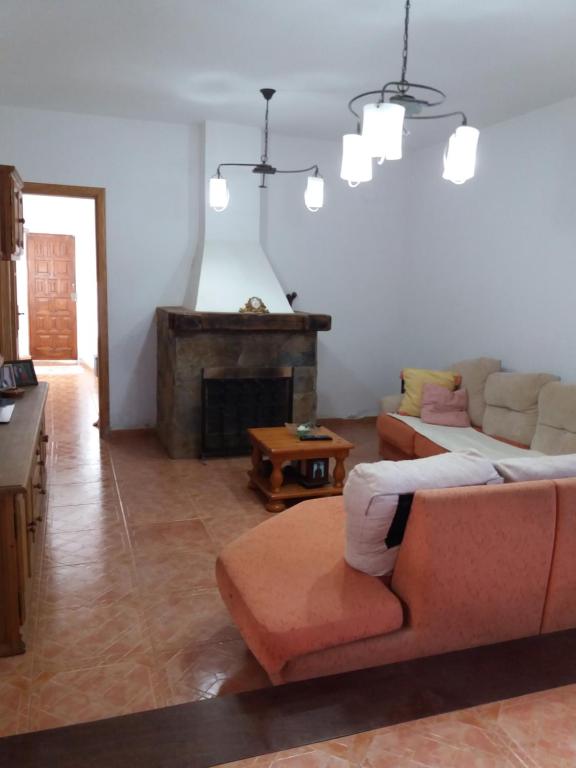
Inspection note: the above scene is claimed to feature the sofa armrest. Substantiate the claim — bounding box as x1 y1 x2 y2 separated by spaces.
381 393 402 413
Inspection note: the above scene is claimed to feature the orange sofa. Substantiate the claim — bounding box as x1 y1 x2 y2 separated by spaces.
377 412 451 460
216 477 576 684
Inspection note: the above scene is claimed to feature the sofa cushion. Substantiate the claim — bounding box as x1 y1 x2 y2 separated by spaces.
482 372 559 446
421 384 471 427
451 357 501 427
344 452 503 577
532 382 576 454
386 413 539 460
494 454 576 482
399 368 458 417
215 497 404 675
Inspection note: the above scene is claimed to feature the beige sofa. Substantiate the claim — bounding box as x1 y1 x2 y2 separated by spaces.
378 358 576 459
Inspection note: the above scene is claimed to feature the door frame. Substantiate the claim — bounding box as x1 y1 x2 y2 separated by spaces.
27 233 79 362
22 182 110 437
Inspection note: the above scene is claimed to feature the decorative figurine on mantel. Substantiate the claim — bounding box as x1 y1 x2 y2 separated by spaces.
239 296 269 314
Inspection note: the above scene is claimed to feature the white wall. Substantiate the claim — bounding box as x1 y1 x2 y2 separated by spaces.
0 105 196 428
18 196 97 369
2 104 408 425
399 95 576 383
264 134 408 418
6 94 574 428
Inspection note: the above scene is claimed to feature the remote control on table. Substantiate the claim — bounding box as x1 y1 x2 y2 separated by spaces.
299 434 333 441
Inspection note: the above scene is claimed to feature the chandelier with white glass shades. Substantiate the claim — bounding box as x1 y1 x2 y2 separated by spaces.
209 88 324 213
341 0 480 187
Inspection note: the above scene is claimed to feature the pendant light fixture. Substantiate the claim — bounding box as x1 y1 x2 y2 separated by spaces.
340 134 373 187
341 0 480 186
209 89 324 213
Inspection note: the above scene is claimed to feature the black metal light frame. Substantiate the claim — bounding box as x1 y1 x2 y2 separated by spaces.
347 0 469 133
214 88 321 189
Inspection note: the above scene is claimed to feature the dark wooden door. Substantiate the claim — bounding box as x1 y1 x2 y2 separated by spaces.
27 234 77 360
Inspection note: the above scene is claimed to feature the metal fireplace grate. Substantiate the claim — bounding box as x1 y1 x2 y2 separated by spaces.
201 367 293 458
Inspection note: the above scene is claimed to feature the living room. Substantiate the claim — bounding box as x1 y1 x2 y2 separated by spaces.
1 0 576 766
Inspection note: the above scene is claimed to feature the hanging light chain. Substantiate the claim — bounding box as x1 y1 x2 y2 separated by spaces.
262 98 270 164
399 0 411 90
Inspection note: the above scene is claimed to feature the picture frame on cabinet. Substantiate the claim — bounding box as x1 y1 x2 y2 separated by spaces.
6 359 38 387
0 363 16 390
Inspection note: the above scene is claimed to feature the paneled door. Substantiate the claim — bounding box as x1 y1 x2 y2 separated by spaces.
27 234 77 360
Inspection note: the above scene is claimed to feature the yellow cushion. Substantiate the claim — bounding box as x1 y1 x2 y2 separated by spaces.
399 368 458 417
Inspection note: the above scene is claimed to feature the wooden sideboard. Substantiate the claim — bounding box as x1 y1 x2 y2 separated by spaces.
0 383 48 656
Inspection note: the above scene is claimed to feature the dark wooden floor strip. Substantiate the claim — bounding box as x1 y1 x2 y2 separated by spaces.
3 628 576 768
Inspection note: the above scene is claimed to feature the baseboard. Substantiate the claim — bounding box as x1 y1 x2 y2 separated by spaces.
107 427 156 440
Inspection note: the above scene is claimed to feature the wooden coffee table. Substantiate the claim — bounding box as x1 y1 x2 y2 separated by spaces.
247 426 355 513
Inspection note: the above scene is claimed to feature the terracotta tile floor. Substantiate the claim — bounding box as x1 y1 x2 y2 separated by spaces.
215 686 576 768
2 364 572 768
0 364 379 735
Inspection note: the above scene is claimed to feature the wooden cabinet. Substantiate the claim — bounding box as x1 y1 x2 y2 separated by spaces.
0 165 24 261
0 383 48 655
0 164 23 358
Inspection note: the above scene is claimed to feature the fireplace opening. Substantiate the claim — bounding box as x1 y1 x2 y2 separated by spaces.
201 367 293 458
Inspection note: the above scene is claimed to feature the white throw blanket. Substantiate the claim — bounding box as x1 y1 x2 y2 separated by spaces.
389 413 543 460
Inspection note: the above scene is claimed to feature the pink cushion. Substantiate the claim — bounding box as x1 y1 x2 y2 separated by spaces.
421 383 471 427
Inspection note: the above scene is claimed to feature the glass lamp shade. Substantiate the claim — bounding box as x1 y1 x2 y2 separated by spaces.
208 176 229 211
304 175 324 212
442 126 480 184
340 133 373 187
362 102 406 163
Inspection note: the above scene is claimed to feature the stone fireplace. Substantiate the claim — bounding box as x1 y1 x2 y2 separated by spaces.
156 307 331 459
156 120 331 458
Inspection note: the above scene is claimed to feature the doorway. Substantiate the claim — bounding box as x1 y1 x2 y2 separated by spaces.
17 183 110 435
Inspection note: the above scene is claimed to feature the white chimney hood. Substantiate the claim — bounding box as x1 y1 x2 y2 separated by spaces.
183 121 292 314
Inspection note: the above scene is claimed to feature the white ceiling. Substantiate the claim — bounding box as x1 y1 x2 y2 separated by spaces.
1 0 576 147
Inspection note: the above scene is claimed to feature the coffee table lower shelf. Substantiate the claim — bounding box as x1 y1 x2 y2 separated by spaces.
248 470 343 513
